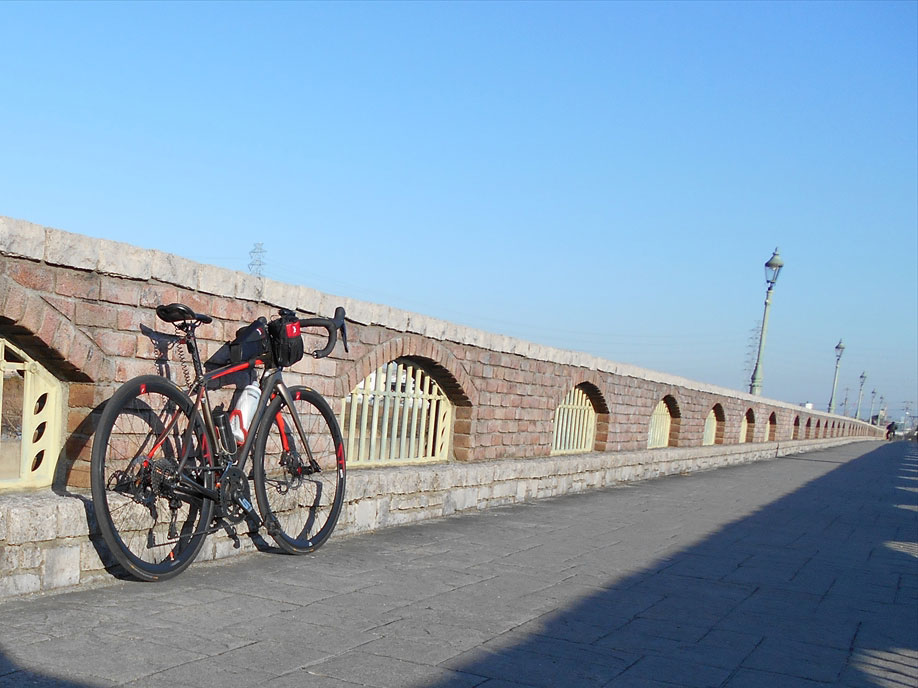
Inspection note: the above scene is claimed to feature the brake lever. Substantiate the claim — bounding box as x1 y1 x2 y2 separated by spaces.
333 306 349 353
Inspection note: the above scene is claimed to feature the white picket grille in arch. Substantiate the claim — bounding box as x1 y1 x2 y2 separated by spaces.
1 338 63 490
648 399 673 448
341 360 452 465
551 387 597 455
702 409 717 446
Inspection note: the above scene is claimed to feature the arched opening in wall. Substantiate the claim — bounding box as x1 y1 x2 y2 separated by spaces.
768 412 777 441
815 420 822 438
830 421 836 437
805 418 812 439
740 409 755 443
702 404 726 446
0 338 63 490
340 358 453 465
792 416 801 440
648 395 680 448
551 384 606 456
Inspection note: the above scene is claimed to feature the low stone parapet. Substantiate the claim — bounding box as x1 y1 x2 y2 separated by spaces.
0 437 868 601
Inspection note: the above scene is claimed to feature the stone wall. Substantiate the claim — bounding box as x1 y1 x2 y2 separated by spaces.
0 436 866 598
0 215 882 598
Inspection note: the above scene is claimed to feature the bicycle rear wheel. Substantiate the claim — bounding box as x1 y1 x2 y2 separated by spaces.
91 375 214 581
253 386 346 554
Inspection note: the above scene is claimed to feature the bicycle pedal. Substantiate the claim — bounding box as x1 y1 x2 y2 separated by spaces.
223 524 241 549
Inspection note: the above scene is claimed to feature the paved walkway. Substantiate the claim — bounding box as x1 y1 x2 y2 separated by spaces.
0 441 915 688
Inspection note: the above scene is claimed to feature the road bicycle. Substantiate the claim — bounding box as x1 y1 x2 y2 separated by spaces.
90 302 349 581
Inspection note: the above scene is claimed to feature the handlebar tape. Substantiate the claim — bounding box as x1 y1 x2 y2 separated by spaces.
299 306 348 358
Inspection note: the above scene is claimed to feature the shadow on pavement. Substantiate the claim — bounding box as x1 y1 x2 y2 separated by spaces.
0 655 95 688
430 442 917 687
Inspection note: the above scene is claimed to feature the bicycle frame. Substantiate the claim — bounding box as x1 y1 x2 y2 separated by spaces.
146 338 320 520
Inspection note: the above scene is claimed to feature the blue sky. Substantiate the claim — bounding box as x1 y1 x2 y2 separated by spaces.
1 1 916 421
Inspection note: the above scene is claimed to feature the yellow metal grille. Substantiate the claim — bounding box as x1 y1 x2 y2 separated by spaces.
550 387 597 456
648 399 672 449
1 338 62 490
341 361 452 465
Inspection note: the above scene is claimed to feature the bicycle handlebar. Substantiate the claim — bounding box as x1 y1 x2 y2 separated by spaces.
299 306 348 358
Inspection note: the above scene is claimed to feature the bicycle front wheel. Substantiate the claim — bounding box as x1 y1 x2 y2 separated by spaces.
253 386 346 554
90 375 215 581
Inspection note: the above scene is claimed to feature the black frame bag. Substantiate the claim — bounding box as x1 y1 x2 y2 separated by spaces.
205 317 271 368
268 311 304 367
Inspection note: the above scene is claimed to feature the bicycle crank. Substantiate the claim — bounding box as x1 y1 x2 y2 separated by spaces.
216 465 259 525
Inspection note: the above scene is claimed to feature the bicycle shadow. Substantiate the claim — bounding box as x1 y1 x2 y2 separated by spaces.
426 442 917 687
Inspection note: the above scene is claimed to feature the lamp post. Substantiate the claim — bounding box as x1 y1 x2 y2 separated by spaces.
867 389 877 424
828 339 845 413
855 372 867 419
749 248 784 396
878 396 886 425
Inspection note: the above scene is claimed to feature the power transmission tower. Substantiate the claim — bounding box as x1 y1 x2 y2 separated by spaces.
248 243 266 276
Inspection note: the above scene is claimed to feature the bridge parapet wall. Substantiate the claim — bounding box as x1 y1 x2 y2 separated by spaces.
0 215 883 597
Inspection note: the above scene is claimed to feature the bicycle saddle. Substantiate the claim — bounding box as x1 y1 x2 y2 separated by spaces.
155 303 213 324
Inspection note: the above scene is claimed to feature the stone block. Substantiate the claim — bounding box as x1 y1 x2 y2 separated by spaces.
197 264 237 298
443 486 479 514
0 573 40 596
150 250 198 289
234 272 263 302
0 545 17 572
98 240 152 280
0 504 6 541
211 537 234 560
0 216 45 259
57 498 90 538
262 277 297 308
45 228 98 270
20 543 42 569
80 541 109 572
42 545 81 589
354 499 380 531
6 504 57 544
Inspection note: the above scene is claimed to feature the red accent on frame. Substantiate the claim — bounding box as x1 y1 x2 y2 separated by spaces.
276 413 290 452
139 384 147 395
148 409 181 458
229 409 246 445
286 321 301 338
211 363 252 380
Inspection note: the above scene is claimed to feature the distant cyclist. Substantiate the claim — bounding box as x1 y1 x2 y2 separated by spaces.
886 422 897 440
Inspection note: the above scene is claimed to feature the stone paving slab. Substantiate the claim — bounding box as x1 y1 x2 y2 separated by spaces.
0 440 915 687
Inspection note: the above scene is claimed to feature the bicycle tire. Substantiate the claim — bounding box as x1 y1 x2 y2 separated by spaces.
91 375 215 581
252 386 346 554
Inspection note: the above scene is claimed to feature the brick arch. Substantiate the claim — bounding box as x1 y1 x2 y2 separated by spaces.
646 393 682 448
549 375 610 415
548 376 611 452
0 273 107 382
663 394 683 446
336 334 478 407
708 403 727 445
742 408 756 443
